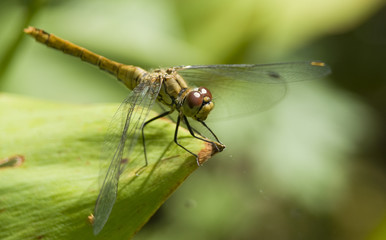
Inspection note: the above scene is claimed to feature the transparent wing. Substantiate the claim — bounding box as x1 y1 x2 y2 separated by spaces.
93 80 161 235
175 61 331 119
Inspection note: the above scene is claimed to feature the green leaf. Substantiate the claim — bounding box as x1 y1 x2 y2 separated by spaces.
0 93 219 239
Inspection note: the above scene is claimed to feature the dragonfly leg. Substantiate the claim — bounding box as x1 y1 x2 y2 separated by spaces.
138 110 172 174
198 120 223 144
157 102 204 137
183 116 224 153
174 115 201 166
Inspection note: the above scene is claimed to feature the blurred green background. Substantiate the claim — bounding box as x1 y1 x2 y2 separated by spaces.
1 0 385 239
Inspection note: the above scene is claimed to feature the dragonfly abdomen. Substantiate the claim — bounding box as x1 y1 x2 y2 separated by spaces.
24 26 146 91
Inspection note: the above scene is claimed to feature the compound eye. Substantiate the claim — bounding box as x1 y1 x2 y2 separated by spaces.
186 91 203 109
198 87 212 100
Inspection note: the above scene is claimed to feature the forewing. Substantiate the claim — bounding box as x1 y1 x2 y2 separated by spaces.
176 61 331 119
93 80 161 235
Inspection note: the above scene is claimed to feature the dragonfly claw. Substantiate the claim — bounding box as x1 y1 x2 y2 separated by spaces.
196 157 201 166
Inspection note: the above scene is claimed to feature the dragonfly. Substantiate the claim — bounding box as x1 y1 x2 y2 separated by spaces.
24 26 331 235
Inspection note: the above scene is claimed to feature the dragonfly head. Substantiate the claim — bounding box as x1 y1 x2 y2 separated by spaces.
182 87 214 121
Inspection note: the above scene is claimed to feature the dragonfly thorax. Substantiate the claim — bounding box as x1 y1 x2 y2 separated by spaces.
182 87 214 121
154 69 214 121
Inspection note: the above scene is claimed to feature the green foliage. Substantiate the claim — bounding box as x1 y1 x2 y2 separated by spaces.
0 93 213 239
